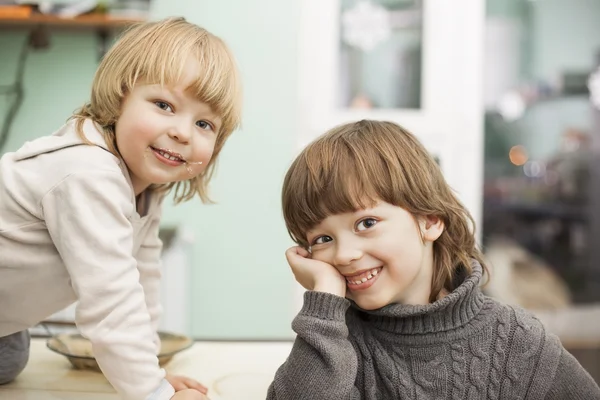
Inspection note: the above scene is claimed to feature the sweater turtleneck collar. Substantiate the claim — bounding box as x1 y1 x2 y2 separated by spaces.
351 260 487 335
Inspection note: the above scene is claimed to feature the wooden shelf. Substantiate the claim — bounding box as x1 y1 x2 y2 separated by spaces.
0 13 144 29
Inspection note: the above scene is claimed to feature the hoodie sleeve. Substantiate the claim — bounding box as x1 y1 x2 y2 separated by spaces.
134 194 164 354
41 170 174 400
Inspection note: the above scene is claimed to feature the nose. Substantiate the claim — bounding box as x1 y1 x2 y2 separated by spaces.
333 237 363 268
167 123 191 145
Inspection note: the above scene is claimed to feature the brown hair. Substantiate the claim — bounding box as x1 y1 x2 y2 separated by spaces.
71 17 242 203
282 120 486 302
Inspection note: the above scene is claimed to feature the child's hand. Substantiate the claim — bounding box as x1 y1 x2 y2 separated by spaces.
166 373 208 394
285 246 346 297
170 388 210 400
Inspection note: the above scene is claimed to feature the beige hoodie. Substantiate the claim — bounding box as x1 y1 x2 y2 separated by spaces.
0 119 175 399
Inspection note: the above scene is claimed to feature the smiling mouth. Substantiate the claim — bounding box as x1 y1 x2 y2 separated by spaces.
345 267 382 285
150 146 185 162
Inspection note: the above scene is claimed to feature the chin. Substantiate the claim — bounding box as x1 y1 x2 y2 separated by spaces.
352 296 388 311
146 173 183 186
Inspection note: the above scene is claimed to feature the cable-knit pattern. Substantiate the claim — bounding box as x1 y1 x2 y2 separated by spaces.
466 328 492 399
356 322 413 399
450 342 466 400
410 345 448 399
501 309 545 399
487 308 512 400
373 343 411 399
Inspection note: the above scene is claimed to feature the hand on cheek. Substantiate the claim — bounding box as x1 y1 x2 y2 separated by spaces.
285 246 347 297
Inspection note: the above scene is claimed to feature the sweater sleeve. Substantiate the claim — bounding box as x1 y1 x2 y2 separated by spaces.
544 348 600 400
267 291 361 400
135 196 164 354
41 171 174 400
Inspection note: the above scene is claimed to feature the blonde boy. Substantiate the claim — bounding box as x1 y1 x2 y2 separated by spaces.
0 17 241 400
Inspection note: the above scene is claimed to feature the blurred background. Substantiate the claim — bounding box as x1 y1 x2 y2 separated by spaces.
1 0 599 384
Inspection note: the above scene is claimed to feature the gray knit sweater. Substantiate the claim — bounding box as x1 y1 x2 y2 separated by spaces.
267 262 600 399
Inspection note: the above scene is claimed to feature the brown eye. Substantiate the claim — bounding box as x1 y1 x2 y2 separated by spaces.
313 235 333 245
356 218 377 231
154 101 172 112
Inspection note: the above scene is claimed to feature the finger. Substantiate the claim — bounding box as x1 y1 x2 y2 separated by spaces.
183 378 208 394
285 247 299 263
296 246 310 258
171 380 188 391
286 246 308 262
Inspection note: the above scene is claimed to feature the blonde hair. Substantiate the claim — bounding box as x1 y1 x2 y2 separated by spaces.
282 120 486 302
72 17 242 203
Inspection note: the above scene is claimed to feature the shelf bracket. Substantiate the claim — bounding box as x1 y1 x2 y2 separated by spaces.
96 28 110 61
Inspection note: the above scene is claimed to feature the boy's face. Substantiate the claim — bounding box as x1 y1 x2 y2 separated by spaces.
115 58 222 195
307 202 443 310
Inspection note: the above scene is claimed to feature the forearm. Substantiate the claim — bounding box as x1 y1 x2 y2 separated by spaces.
267 291 360 400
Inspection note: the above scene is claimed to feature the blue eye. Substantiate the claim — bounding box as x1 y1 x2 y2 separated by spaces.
196 120 213 131
356 218 377 231
154 101 173 112
313 236 333 245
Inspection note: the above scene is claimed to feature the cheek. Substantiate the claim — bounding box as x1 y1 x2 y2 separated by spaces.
377 236 421 265
117 112 157 146
186 144 216 176
194 137 217 161
131 119 159 141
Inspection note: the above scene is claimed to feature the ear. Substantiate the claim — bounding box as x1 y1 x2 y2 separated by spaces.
421 215 444 242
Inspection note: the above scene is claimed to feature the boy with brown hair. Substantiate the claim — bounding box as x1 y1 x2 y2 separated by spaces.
268 120 600 399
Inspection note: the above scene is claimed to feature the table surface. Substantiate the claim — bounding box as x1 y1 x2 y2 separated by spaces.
0 338 293 400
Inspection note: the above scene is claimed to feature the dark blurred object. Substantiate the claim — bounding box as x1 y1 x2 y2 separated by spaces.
483 93 600 303
0 31 29 152
159 226 178 250
0 26 52 152
561 71 591 96
546 128 592 204
28 24 50 48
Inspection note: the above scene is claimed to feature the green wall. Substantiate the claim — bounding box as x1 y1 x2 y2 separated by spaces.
0 32 98 151
152 0 299 339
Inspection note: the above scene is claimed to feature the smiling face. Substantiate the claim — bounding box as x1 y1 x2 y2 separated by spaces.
115 58 222 195
283 120 482 304
307 202 443 310
82 17 242 203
